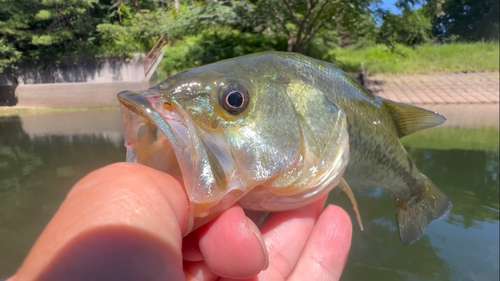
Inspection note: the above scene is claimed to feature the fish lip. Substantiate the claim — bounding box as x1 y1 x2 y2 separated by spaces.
117 90 194 194
118 91 152 118
117 91 188 152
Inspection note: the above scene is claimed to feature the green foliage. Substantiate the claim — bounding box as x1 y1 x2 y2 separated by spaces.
97 8 154 55
96 2 216 56
154 0 380 74
329 42 500 74
379 8 433 48
434 0 499 42
0 0 497 74
0 38 22 73
158 28 287 79
0 0 105 66
35 10 53 20
251 0 376 52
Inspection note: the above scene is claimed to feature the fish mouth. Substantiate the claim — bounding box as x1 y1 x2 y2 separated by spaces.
118 90 240 234
118 90 190 181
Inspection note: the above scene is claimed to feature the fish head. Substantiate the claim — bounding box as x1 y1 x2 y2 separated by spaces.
118 55 316 234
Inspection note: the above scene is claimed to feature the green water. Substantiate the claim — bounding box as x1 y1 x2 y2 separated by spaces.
0 110 498 280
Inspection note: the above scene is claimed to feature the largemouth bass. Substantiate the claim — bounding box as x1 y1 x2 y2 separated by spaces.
118 52 452 245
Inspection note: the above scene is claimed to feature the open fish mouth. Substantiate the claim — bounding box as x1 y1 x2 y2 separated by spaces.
118 90 191 182
118 90 241 233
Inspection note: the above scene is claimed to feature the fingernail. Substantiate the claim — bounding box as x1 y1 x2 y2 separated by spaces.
246 217 269 270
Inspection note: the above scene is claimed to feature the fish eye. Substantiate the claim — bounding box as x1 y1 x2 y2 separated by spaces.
219 83 249 115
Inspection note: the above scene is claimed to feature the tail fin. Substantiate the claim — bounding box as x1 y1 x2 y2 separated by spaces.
394 175 452 245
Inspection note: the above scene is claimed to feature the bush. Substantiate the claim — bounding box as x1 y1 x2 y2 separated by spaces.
158 28 287 80
0 39 22 73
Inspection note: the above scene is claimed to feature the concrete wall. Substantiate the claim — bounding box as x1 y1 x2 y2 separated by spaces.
0 72 17 86
0 72 18 106
0 55 147 85
0 86 17 106
15 80 152 108
0 53 163 108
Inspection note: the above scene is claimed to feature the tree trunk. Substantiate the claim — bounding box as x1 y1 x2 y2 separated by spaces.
175 0 180 12
135 0 140 13
287 38 295 52
288 38 307 53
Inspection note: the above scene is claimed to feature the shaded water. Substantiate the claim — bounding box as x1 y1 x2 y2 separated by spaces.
0 108 498 280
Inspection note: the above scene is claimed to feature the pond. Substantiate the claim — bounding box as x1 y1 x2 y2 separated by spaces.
0 105 498 280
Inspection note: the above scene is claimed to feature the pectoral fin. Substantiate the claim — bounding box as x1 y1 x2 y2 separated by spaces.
339 178 364 231
382 98 446 138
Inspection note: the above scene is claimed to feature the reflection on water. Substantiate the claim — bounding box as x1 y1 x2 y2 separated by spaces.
331 148 499 281
0 109 499 280
0 114 125 277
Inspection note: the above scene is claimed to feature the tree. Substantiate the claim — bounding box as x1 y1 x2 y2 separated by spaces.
434 0 499 41
96 1 199 55
0 0 461 74
379 8 433 48
255 0 376 53
0 0 109 65
0 38 21 72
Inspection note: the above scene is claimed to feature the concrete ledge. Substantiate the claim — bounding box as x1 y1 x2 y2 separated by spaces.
15 81 152 108
1 56 147 85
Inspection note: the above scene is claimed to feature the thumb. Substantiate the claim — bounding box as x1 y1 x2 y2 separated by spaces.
11 163 190 281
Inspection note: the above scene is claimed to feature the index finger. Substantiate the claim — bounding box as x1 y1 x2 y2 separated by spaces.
288 205 352 281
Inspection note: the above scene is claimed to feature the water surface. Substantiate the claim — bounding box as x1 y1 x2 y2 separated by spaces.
0 107 498 280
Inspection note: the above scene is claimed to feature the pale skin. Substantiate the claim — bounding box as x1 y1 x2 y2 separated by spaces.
8 163 352 281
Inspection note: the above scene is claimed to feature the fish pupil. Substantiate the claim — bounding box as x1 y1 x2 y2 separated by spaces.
219 83 249 114
227 91 244 108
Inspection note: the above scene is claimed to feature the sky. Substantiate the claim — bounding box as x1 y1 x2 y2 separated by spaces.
378 0 423 14
370 0 402 25
380 0 401 13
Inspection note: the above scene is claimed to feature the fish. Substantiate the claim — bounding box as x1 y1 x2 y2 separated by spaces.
117 52 452 245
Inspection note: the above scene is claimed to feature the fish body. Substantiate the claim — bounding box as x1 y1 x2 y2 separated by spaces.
118 52 452 245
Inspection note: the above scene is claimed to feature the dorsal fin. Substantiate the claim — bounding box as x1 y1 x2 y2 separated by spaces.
382 98 446 138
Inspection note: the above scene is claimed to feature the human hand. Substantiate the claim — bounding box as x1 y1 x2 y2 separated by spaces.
9 163 352 281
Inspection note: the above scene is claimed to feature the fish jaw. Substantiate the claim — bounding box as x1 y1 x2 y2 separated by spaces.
118 90 244 234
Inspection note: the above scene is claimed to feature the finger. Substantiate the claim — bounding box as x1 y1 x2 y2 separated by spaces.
182 230 203 262
12 163 190 281
183 261 218 281
288 205 352 281
189 204 269 279
220 196 328 281
182 207 268 280
257 196 327 281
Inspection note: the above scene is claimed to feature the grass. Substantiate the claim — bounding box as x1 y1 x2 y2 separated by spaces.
330 42 500 75
401 127 500 151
